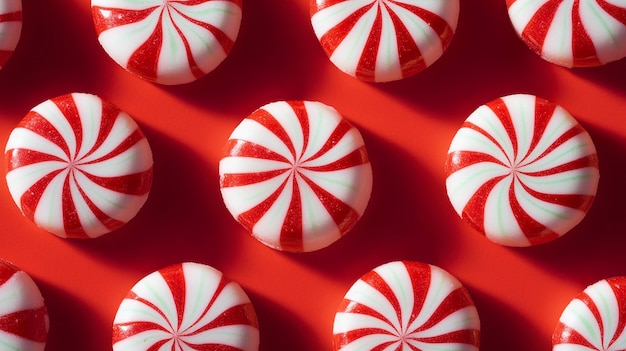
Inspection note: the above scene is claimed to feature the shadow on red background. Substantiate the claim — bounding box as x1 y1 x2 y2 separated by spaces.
160 0 330 115
35 280 111 350
372 0 561 119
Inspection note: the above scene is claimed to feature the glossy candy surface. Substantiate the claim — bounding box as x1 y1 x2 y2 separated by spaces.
333 261 480 351
553 276 626 350
0 259 48 351
4 93 153 239
310 0 460 82
91 0 243 85
0 0 22 69
445 94 599 247
112 262 259 351
219 101 373 252
507 0 626 67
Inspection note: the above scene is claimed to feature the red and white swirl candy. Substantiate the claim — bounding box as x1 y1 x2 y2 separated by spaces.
553 276 626 350
91 0 242 85
219 101 373 252
507 0 626 67
310 0 460 82
5 93 153 239
0 259 48 351
0 0 22 70
112 262 259 351
333 261 480 351
445 94 599 247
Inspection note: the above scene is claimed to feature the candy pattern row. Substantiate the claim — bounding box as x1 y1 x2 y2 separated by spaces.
446 94 599 247
219 101 373 252
5 256 626 351
91 0 243 85
507 0 626 67
0 0 21 70
4 93 153 239
4 0 626 85
0 259 48 351
3 93 601 250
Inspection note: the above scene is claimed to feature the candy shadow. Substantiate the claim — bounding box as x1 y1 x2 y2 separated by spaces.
291 124 466 280
371 0 559 119
66 124 246 274
0 0 114 114
246 290 328 351
570 59 626 96
160 0 327 114
512 124 626 283
469 286 548 351
35 279 111 351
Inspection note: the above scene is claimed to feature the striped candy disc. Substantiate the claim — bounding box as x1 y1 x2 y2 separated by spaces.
553 276 626 350
219 101 373 252
333 261 480 351
0 259 48 351
5 93 153 239
0 0 22 69
112 262 259 351
310 0 460 82
507 0 626 67
92 0 243 85
445 94 599 247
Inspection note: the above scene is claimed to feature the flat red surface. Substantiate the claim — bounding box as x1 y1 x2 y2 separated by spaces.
1 0 625 350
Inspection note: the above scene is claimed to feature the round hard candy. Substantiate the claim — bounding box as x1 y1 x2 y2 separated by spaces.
0 0 22 70
445 94 599 247
219 100 373 252
333 261 480 351
553 276 626 350
112 262 259 351
310 0 460 82
507 0 626 67
4 93 153 239
0 259 48 351
91 0 243 85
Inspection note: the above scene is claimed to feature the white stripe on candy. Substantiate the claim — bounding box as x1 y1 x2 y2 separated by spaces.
0 0 22 69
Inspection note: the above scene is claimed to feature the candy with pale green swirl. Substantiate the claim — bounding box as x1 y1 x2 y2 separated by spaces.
91 0 242 85
333 261 480 350
446 94 599 247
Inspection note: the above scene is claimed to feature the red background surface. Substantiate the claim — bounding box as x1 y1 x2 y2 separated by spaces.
1 0 625 350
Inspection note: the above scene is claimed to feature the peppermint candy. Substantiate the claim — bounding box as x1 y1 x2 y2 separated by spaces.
92 0 243 85
5 93 153 239
446 94 599 247
333 261 480 350
0 259 48 351
0 0 22 69
112 262 259 351
310 0 460 82
219 101 373 252
553 276 626 350
507 0 626 67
